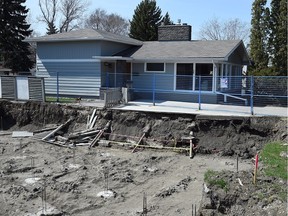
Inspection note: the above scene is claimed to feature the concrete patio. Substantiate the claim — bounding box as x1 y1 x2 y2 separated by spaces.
112 100 287 117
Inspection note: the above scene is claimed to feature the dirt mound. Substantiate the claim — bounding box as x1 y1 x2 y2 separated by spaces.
199 170 287 215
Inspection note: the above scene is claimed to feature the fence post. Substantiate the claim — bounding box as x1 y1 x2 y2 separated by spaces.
153 73 156 106
41 78 46 102
56 72 59 102
198 76 201 110
250 75 254 115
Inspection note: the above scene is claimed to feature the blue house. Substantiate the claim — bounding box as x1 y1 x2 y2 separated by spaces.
26 24 250 103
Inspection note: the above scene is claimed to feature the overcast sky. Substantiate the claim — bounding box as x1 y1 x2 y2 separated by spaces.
25 0 255 39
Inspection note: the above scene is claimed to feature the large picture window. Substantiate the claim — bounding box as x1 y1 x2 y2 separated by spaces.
145 63 165 72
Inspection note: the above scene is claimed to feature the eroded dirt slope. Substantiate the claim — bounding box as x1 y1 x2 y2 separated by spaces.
1 101 286 158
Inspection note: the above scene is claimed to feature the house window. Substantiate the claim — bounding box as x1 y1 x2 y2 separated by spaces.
176 63 194 90
145 63 165 72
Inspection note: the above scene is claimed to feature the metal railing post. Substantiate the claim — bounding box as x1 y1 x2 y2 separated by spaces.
198 76 201 110
153 73 156 106
250 75 254 115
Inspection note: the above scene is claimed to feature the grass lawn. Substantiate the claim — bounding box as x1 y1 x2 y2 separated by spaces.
260 142 287 180
46 96 76 103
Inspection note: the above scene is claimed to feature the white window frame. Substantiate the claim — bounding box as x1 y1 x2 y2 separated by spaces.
145 62 166 73
174 62 195 91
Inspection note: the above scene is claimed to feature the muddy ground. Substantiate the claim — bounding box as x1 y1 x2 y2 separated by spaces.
0 100 287 216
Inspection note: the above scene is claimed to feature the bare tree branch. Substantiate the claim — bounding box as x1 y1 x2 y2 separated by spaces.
85 8 129 35
59 0 88 32
38 0 58 34
84 8 107 30
198 17 250 44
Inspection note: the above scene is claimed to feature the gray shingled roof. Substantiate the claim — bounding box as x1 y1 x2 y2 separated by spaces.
130 40 243 60
25 29 143 46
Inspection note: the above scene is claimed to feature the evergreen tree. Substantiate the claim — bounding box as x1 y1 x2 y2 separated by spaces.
250 0 270 73
161 12 174 25
269 0 287 75
129 0 162 41
47 23 58 35
0 0 33 72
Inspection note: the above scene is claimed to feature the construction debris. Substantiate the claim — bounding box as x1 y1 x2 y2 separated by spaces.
89 121 111 148
132 133 146 153
87 109 97 129
12 131 33 138
42 119 72 141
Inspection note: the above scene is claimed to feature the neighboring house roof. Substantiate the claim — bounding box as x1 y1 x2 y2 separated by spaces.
127 40 249 64
25 29 143 46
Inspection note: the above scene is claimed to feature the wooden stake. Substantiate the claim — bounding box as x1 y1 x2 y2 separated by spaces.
132 133 146 153
189 139 193 158
253 154 259 184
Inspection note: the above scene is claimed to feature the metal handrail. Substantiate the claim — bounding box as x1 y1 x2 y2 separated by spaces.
216 91 248 106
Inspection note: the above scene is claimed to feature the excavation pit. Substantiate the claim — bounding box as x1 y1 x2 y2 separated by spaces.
0 100 286 215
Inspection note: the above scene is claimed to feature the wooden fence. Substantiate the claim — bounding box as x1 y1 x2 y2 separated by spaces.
0 76 45 101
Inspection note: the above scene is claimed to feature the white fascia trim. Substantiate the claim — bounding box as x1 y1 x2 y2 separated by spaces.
133 57 225 64
92 56 133 61
38 59 101 63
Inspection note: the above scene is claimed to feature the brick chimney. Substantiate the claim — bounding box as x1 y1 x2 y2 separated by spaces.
158 24 192 41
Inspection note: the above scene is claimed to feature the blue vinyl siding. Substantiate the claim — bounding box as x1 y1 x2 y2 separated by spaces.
36 61 101 97
37 41 101 59
132 63 175 91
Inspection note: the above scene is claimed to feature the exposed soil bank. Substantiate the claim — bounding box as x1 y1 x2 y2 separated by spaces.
0 100 287 215
0 100 287 158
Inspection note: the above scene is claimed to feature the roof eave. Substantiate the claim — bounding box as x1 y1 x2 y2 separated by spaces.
92 56 134 61
224 40 251 65
24 37 143 46
132 57 225 63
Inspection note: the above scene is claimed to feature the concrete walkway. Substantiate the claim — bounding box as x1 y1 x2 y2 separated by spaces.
113 100 288 117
